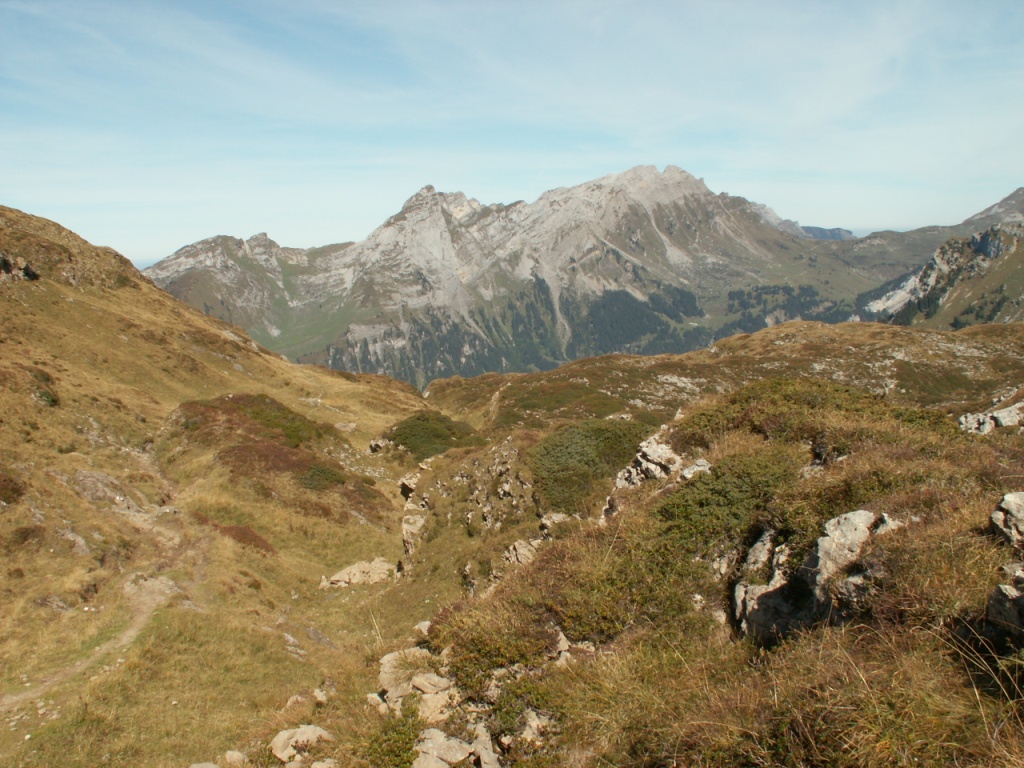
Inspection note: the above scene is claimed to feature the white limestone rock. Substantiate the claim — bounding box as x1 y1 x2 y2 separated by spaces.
321 557 396 588
269 725 335 763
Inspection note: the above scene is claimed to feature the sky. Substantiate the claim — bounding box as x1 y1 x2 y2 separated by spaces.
2 0 1023 267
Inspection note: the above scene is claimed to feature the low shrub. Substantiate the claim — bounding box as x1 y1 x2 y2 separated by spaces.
297 463 347 490
657 446 802 553
0 465 25 504
385 410 482 460
528 419 650 513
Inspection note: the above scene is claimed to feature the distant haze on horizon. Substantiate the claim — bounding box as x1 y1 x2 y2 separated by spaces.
2 0 1022 267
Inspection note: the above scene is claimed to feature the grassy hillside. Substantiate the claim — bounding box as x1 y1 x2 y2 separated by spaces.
5 204 1024 766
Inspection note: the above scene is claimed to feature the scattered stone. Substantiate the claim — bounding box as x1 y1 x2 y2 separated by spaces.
310 760 337 768
189 763 219 768
418 688 459 724
991 493 1024 548
305 626 336 648
540 512 572 533
415 728 473 765
312 687 330 704
269 724 335 763
59 527 91 556
519 708 552 745
504 539 537 565
366 692 389 716
321 557 396 588
472 723 501 768
414 620 432 637
412 672 452 695
681 458 712 480
223 750 248 766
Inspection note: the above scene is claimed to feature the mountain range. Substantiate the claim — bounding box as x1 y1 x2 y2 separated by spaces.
144 166 1024 387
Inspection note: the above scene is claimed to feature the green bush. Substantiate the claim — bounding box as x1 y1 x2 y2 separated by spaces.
658 447 801 553
385 410 482 460
528 419 650 513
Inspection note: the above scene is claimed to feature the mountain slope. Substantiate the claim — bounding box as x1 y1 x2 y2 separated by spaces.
147 167 1024 387
0 205 431 766
865 222 1024 328
12 202 1024 768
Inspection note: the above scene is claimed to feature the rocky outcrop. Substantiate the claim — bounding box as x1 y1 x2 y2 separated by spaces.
732 510 904 643
960 402 1024 434
615 430 685 488
318 557 396 588
402 514 427 557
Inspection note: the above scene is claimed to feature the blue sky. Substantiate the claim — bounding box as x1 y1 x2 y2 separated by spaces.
2 0 1022 267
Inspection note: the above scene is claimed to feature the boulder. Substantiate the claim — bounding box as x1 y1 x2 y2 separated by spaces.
802 510 877 601
991 493 1024 548
400 472 421 500
321 557 395 588
269 725 335 763
378 647 434 699
223 751 248 766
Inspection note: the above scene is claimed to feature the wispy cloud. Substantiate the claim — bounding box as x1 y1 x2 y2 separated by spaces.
1 0 1022 264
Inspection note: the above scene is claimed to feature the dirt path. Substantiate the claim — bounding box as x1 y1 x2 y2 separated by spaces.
0 574 182 713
